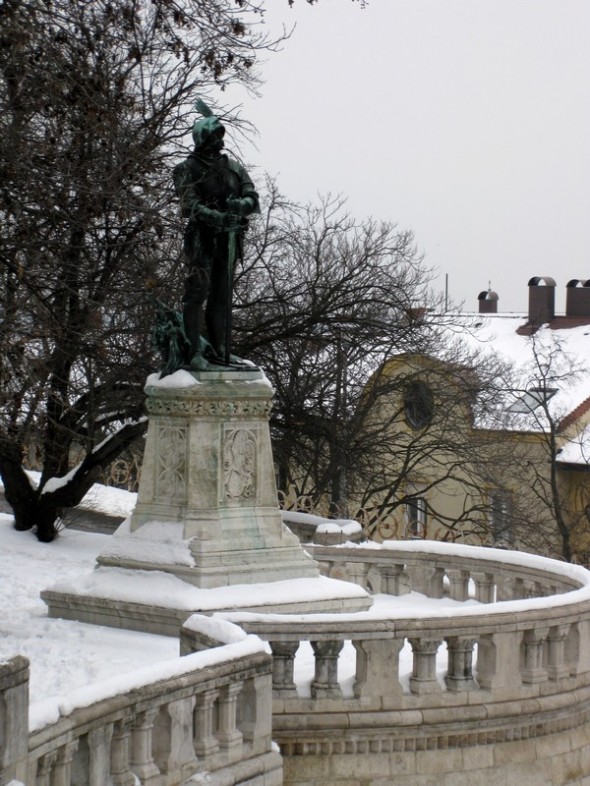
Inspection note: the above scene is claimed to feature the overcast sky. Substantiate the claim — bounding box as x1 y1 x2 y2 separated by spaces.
221 0 590 314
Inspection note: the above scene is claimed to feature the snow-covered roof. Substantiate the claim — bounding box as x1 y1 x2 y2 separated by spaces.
557 424 590 467
442 312 590 444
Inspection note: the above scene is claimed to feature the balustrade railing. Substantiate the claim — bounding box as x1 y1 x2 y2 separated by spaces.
203 542 590 757
5 542 590 784
308 540 580 599
1 622 282 786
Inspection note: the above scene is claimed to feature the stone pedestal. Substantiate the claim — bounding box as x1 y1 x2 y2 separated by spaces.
43 369 371 631
97 368 318 587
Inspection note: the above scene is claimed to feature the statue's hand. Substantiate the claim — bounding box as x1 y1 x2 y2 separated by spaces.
219 211 243 230
193 205 242 230
227 196 255 217
194 206 225 228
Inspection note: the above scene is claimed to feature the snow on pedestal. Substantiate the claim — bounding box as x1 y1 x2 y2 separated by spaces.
98 368 319 587
43 368 371 632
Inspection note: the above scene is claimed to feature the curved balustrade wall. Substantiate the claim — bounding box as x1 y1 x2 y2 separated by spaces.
210 542 590 786
1 630 282 786
5 542 590 786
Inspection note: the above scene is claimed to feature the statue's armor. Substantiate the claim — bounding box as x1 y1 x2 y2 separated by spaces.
177 153 243 214
173 150 259 362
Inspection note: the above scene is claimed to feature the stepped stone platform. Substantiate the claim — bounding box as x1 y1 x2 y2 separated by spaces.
43 368 371 632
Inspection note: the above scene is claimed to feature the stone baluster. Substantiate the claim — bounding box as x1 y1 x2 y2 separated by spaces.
0 656 29 785
565 622 580 677
546 624 571 681
445 637 478 691
472 571 495 603
216 682 244 750
406 564 444 598
154 697 199 778
52 740 79 786
521 627 549 684
475 633 495 690
512 577 525 599
522 579 537 598
495 575 514 601
311 640 344 699
130 709 160 782
408 638 442 694
353 637 404 705
345 561 370 589
315 559 333 577
477 631 523 692
446 569 470 601
237 674 273 754
87 725 115 786
110 719 136 786
269 640 299 697
35 752 57 786
193 688 220 757
429 567 445 598
379 563 410 595
534 580 547 597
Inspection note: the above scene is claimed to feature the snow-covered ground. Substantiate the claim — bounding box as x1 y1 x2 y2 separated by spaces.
0 513 178 706
5 497 590 726
1 508 486 721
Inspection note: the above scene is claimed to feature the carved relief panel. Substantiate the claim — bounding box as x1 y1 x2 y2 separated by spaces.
155 424 187 502
222 426 259 504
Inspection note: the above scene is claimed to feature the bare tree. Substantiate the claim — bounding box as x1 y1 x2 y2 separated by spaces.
0 0 282 540
487 330 590 561
231 181 512 539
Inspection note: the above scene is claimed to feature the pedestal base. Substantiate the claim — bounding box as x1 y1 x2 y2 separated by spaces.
98 368 319 587
42 571 372 636
43 369 375 633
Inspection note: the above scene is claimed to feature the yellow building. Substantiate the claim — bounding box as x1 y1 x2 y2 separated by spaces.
359 277 590 563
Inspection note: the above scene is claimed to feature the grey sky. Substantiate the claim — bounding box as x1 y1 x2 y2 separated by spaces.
223 0 590 313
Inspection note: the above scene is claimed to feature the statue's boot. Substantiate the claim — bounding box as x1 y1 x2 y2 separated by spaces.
208 352 252 368
184 304 209 369
190 352 211 371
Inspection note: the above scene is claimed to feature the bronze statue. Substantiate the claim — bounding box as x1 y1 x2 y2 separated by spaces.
173 100 259 371
153 302 191 377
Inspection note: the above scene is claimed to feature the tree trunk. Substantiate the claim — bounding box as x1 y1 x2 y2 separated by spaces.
1 419 146 543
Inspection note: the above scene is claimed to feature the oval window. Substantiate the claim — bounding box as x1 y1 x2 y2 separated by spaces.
403 381 434 429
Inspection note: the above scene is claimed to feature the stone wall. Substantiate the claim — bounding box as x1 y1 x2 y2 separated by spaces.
219 542 590 786
1 623 282 786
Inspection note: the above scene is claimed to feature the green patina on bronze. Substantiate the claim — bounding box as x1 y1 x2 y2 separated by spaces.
165 98 259 374
152 302 190 377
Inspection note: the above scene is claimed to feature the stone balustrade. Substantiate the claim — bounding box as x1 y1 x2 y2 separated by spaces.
1 621 282 786
212 542 590 785
307 540 578 600
6 542 590 785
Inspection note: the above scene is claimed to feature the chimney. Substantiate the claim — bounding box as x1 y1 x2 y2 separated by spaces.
566 279 590 317
528 276 556 325
477 289 498 314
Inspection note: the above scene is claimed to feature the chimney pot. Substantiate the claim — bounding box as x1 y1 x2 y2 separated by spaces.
565 278 590 317
528 276 556 325
477 289 498 314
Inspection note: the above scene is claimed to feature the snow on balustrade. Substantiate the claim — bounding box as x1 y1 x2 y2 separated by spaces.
3 625 281 786
4 513 590 784
208 540 590 736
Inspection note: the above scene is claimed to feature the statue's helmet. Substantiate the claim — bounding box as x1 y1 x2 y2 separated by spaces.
192 115 225 150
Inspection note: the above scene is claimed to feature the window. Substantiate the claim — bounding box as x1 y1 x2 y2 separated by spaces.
403 381 434 429
488 490 513 545
406 496 427 538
